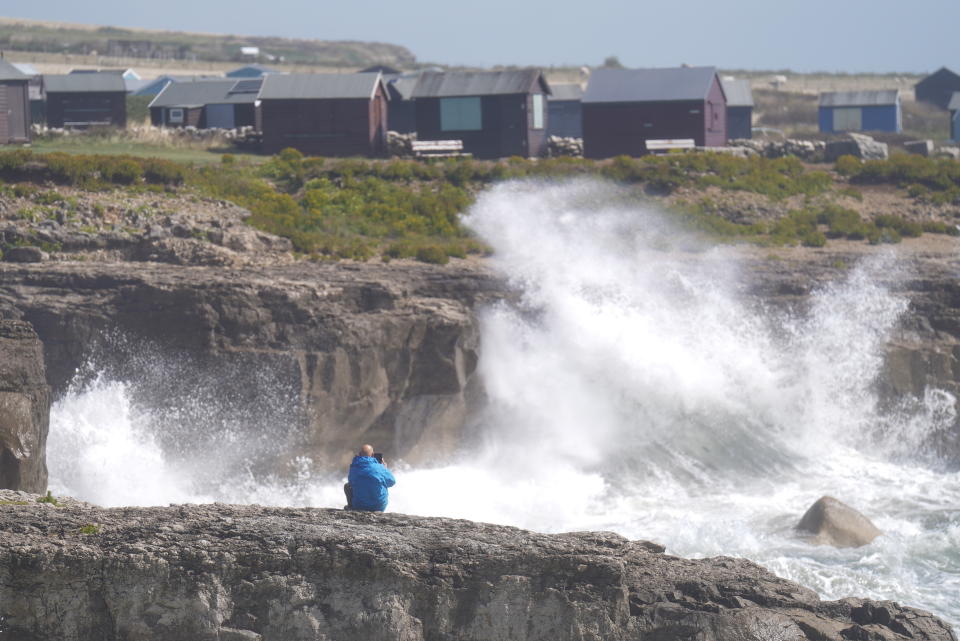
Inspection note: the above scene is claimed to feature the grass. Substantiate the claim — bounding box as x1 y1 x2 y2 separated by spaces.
29 137 264 166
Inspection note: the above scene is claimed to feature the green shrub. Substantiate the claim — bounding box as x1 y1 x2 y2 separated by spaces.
99 157 143 185
801 230 827 247
415 244 450 265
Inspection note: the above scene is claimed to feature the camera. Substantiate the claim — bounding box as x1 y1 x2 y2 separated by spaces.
374 452 384 463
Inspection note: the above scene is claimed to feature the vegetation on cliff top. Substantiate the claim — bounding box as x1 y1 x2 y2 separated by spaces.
0 148 957 262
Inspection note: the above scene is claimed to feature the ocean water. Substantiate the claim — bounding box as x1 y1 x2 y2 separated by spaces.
48 180 960 628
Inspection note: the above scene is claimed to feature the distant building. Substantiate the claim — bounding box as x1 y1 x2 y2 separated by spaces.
361 64 402 75
818 90 901 134
226 64 278 79
582 66 727 158
133 75 222 97
950 93 960 142
914 67 960 110
11 63 44 124
44 74 127 129
0 60 31 144
149 78 260 128
257 73 389 156
547 83 583 138
240 47 260 59
411 69 551 159
720 77 753 140
380 72 420 133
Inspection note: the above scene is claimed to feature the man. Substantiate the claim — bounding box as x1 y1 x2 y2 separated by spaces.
343 444 396 512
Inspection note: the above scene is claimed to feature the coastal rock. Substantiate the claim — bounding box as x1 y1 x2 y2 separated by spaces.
796 496 882 548
0 500 954 641
0 320 50 493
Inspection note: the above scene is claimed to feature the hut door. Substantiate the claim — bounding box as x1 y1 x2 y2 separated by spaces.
7 85 27 141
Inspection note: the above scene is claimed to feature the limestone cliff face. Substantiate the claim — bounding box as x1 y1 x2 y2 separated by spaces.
0 261 501 467
0 496 954 641
0 321 49 493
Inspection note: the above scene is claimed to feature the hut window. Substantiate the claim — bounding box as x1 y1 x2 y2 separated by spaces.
169 108 184 124
833 107 862 131
440 97 482 131
532 94 544 129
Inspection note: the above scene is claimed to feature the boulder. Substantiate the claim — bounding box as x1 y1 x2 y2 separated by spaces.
825 133 889 162
904 140 934 157
796 495 882 547
937 146 960 160
0 320 50 493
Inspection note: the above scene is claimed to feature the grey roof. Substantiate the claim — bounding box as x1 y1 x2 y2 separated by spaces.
44 73 127 93
411 69 550 98
719 77 753 107
583 66 718 103
258 73 384 100
386 73 421 100
0 59 29 82
10 62 38 77
150 79 262 109
549 83 583 101
949 92 960 111
819 90 900 107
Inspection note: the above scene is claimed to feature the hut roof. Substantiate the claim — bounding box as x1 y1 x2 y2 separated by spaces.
719 78 753 107
583 66 718 103
0 59 29 82
150 79 262 109
412 69 550 98
44 73 127 93
949 92 960 111
258 73 385 100
819 90 900 107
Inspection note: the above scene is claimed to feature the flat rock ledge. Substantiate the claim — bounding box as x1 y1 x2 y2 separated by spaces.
0 498 954 641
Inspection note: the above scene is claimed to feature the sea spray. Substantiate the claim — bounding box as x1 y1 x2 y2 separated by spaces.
46 179 960 627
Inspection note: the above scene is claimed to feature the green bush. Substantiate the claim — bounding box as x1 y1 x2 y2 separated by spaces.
415 245 450 265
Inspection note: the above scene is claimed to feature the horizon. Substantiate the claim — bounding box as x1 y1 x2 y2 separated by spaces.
3 0 958 74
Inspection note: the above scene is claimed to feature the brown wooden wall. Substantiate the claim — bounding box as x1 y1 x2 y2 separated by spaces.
703 75 727 148
415 91 547 159
584 99 727 158
46 92 127 129
0 80 31 144
259 85 387 157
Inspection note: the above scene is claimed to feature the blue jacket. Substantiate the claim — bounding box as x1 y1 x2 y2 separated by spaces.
348 456 396 511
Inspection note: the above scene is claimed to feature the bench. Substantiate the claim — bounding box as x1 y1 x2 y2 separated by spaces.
411 139 469 158
645 138 696 154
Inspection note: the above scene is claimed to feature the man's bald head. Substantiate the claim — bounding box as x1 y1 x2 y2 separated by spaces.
359 444 374 457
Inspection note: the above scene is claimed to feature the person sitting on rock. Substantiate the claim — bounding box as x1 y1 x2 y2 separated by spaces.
343 444 396 512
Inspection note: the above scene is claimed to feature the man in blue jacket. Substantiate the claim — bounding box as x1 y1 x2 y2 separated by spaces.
344 444 396 512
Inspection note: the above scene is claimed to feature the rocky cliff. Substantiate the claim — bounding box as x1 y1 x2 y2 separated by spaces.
0 259 503 468
0 494 954 641
0 321 49 493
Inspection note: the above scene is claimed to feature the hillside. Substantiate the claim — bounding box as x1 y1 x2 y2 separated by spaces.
0 16 417 69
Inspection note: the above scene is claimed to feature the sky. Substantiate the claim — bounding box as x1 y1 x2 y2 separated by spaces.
6 0 959 73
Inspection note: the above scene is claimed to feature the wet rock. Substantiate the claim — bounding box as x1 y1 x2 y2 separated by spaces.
0 321 49 493
796 496 882 548
0 501 953 641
